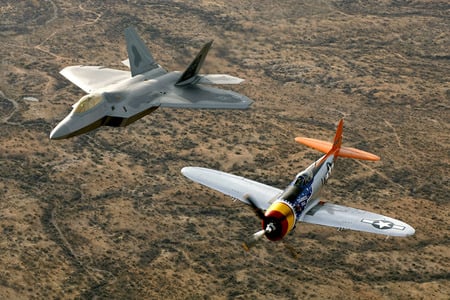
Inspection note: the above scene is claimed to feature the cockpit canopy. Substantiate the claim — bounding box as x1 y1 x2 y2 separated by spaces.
293 170 313 188
73 94 104 114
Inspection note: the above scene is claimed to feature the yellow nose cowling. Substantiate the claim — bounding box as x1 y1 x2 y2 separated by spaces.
263 201 296 241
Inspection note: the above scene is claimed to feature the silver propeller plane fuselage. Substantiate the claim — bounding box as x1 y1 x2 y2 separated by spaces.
50 27 252 139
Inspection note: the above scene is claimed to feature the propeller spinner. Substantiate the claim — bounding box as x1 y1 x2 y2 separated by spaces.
242 195 296 251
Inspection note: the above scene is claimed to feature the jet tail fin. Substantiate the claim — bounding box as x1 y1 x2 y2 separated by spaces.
124 27 159 76
175 41 213 86
295 119 380 161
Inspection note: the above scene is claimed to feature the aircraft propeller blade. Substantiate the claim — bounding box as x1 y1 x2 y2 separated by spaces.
242 195 294 250
242 224 275 251
243 194 265 220
242 194 273 251
242 229 266 251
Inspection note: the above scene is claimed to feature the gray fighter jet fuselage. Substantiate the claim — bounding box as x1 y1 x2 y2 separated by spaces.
50 27 252 139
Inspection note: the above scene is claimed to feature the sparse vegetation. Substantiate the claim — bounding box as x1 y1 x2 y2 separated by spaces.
0 0 449 299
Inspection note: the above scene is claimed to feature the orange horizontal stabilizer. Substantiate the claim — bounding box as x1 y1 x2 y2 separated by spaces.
295 137 334 153
294 137 380 161
337 146 380 161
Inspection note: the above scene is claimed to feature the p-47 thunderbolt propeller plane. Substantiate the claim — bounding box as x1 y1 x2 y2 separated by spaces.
50 27 252 139
182 119 415 250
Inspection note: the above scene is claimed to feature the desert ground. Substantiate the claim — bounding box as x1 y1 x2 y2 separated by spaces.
0 0 449 299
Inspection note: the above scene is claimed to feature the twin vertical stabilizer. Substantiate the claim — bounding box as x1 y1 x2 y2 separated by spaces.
124 28 244 85
124 27 159 76
175 41 213 86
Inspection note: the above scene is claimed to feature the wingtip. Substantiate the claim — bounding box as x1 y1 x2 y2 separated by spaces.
405 224 416 236
181 166 192 175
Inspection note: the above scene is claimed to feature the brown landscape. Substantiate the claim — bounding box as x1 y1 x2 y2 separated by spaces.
1 0 449 299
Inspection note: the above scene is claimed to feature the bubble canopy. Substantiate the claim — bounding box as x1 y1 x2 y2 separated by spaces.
73 94 104 114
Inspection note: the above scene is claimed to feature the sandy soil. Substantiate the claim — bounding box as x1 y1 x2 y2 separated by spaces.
0 0 449 299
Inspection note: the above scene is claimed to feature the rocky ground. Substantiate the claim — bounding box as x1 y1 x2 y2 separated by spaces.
0 0 449 299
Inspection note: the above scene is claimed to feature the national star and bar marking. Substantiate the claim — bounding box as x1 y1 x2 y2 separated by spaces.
361 219 406 231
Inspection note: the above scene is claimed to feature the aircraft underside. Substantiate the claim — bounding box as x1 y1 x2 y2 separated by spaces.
61 106 159 139
104 106 159 127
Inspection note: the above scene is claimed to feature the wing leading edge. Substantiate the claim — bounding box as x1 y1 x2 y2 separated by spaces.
59 66 130 93
181 167 281 210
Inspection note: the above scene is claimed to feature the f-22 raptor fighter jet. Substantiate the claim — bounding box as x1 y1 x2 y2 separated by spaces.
50 27 252 139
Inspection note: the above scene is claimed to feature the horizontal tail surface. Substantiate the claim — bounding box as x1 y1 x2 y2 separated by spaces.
196 74 244 85
295 120 380 161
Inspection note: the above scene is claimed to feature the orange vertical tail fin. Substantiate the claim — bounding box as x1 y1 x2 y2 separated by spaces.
331 118 344 155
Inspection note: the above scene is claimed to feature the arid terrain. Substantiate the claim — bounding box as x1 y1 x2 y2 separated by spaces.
1 0 449 299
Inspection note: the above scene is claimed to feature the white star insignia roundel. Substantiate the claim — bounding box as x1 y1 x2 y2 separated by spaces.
372 220 394 229
360 219 406 231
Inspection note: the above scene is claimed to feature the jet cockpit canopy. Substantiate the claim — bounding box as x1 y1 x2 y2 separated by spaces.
73 94 104 114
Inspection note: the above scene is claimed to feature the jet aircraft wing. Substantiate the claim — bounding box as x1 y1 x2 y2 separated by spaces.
181 167 281 210
159 85 253 109
60 66 130 93
302 202 415 237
